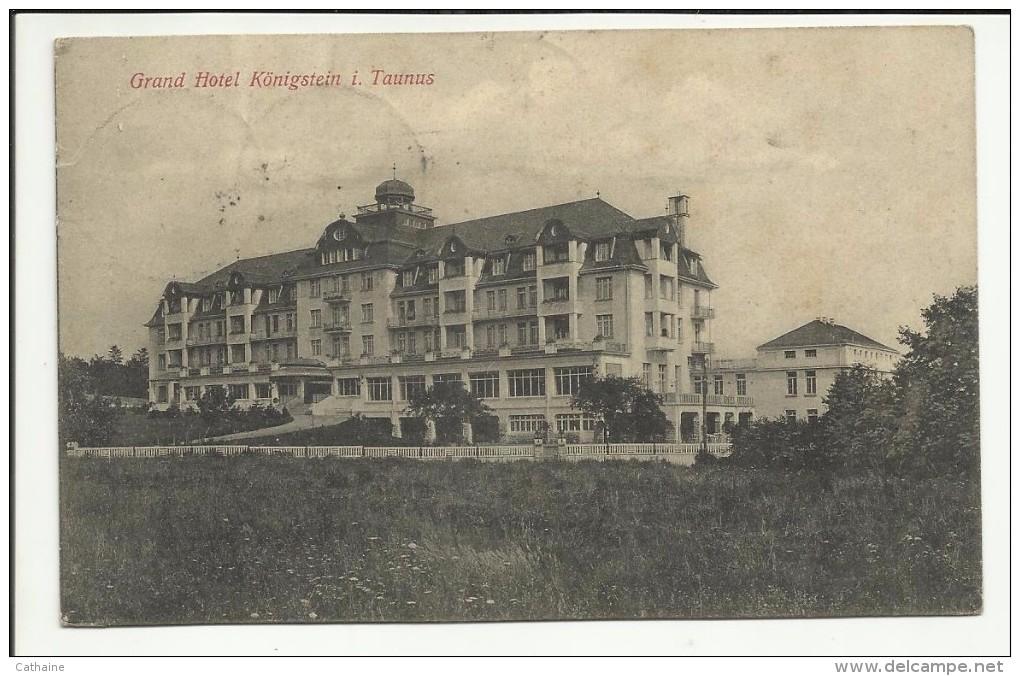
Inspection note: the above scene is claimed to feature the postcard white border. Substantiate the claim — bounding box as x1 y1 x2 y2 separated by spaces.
11 11 1012 663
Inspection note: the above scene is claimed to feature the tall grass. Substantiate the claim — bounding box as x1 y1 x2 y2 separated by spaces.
59 458 981 625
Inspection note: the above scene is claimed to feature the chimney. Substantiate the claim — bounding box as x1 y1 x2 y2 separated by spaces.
668 193 690 249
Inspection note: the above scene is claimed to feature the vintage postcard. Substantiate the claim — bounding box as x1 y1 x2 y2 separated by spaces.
44 20 997 650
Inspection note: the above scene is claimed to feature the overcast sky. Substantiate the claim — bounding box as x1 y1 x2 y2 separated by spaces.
55 27 977 360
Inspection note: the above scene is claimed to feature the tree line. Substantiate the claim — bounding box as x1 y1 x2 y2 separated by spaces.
727 285 979 477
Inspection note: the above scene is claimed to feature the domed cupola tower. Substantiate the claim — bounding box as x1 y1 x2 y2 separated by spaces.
355 174 436 230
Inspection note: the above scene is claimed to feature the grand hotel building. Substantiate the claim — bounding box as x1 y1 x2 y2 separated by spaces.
146 179 753 441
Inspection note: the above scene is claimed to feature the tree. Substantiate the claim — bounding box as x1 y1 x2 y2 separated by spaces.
197 385 236 422
821 364 899 472
107 344 124 365
405 381 497 445
125 347 150 398
891 285 979 476
58 353 119 448
572 375 673 443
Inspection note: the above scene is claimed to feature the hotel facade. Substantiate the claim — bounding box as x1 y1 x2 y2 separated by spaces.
146 178 753 442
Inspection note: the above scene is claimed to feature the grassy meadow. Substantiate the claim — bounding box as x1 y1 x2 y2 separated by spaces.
60 457 981 625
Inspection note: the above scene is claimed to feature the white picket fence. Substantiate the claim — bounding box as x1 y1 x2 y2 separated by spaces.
66 442 731 462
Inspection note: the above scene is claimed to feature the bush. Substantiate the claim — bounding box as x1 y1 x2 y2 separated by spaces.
728 418 828 471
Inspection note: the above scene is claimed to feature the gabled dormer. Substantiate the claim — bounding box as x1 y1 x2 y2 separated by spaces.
316 219 367 266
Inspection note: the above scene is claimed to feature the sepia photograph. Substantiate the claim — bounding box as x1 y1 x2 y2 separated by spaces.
14 11 1010 659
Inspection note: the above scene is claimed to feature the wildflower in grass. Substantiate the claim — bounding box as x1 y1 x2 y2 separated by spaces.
250 612 260 619
406 601 416 605
308 612 318 620
486 599 495 605
407 543 418 549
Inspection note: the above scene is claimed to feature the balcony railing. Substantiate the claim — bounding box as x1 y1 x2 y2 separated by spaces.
690 306 716 320
691 341 716 355
472 305 536 320
387 314 438 328
357 202 433 216
322 321 353 333
322 289 351 302
250 328 298 341
666 393 754 407
186 335 226 346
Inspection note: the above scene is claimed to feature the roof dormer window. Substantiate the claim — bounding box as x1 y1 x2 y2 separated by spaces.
491 257 507 276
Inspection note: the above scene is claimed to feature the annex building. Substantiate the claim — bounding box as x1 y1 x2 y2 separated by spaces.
146 178 754 442
711 318 899 423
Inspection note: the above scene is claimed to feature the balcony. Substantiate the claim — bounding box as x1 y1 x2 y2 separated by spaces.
691 341 716 355
645 334 678 351
387 314 438 328
442 308 469 322
250 328 298 341
322 289 351 303
186 334 226 346
691 306 716 320
472 305 536 321
322 320 353 333
357 202 434 217
666 393 753 407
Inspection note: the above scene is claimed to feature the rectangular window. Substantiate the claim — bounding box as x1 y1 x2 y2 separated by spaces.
528 285 538 308
529 320 539 345
228 384 249 400
362 303 374 323
544 278 569 301
516 286 528 310
231 344 246 363
714 375 724 396
332 335 349 358
255 383 272 399
659 275 675 300
596 276 613 300
268 289 279 304
660 313 672 338
508 368 546 397
311 339 322 356
167 323 182 341
433 373 463 385
445 290 466 313
522 252 536 271
363 335 374 356
278 381 298 398
367 377 392 402
337 378 360 396
444 260 465 278
544 244 569 263
693 374 706 395
487 290 497 311
554 366 593 396
805 370 817 395
407 333 416 355
399 375 427 401
423 297 434 318
229 316 245 334
642 363 651 389
555 413 598 432
309 279 321 298
486 325 497 347
286 341 296 359
448 325 467 348
361 273 374 292
594 241 611 262
270 344 280 362
785 409 797 424
402 270 415 287
184 386 201 401
807 409 819 423
498 289 508 310
491 257 506 276
805 349 818 358
509 414 546 433
469 371 500 398
644 274 653 299
658 364 668 393
596 314 614 339
427 266 438 284
286 313 295 332
310 309 321 328
660 242 673 261
736 373 747 396
785 350 796 359
498 324 508 346
645 313 654 337
787 371 798 396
